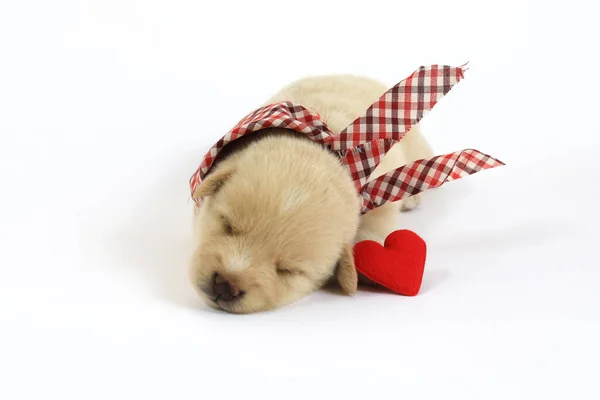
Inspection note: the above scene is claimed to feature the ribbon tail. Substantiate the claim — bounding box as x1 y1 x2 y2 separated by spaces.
360 149 505 213
331 64 468 151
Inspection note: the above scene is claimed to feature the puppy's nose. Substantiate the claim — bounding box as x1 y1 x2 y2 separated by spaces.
213 273 241 301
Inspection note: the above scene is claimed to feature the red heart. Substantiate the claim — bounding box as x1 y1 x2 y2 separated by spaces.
353 230 427 296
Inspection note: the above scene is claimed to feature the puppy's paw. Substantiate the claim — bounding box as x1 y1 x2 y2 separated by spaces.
401 194 421 212
354 230 386 245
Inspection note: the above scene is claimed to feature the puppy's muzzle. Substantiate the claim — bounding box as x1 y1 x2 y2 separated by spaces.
204 273 243 302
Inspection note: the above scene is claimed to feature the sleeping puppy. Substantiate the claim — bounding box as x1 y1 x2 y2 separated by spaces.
189 75 434 313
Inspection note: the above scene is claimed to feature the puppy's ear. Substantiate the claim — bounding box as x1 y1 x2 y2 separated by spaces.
192 166 235 200
336 243 358 295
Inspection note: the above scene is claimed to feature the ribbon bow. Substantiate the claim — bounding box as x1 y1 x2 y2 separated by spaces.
190 64 504 213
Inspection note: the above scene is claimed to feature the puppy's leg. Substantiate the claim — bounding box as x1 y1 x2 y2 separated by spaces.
354 202 400 245
354 135 410 246
354 124 434 245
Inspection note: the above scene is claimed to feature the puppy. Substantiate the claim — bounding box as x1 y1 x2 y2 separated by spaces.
189 75 434 313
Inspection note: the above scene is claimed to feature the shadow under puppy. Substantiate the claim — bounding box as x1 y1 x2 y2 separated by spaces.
189 75 434 313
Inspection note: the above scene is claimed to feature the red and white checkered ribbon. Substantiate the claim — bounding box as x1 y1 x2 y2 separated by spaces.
189 64 504 214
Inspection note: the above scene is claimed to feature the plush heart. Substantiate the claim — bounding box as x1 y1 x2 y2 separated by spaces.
353 230 427 296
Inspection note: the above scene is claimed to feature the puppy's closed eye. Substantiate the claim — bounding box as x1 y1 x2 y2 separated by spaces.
276 262 304 277
220 215 235 235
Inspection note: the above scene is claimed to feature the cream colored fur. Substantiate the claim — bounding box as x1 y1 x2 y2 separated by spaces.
189 75 434 313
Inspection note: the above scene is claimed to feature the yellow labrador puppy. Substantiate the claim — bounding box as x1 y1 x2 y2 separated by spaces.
189 75 434 313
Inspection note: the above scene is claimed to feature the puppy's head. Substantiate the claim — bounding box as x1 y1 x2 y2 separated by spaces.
189 135 361 313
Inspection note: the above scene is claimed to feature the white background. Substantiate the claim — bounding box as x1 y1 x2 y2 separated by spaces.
1 0 599 399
